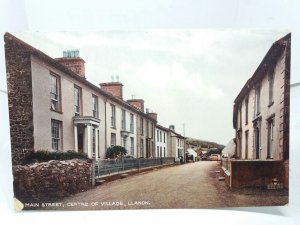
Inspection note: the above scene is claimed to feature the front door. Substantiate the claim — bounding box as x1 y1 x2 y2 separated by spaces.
77 125 85 153
255 127 260 159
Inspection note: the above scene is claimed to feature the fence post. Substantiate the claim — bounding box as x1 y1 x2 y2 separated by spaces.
122 157 124 171
91 159 96 187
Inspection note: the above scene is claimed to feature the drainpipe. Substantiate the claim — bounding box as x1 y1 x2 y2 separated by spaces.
104 98 107 157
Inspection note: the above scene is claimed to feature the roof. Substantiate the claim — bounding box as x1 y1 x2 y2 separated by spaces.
4 32 156 122
169 129 186 139
232 33 291 128
156 124 170 132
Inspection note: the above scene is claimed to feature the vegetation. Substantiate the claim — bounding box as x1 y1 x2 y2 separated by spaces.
106 145 127 159
186 137 225 154
25 150 89 163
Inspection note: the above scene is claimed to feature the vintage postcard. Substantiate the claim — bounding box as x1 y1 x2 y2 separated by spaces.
4 30 290 211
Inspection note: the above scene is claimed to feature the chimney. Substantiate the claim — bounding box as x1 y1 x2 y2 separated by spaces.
127 99 144 112
100 82 123 99
147 112 157 121
55 50 85 78
169 125 175 131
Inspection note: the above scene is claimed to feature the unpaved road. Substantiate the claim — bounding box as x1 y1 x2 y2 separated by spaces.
38 161 288 210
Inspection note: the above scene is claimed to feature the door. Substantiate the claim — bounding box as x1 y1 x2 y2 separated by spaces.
255 127 260 159
77 125 84 153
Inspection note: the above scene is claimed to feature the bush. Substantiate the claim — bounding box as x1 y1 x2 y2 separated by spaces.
106 146 127 159
25 150 90 163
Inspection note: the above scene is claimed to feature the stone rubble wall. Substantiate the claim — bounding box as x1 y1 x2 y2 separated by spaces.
13 159 92 203
4 33 34 165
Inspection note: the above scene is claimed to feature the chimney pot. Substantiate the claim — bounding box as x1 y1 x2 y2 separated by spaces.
55 51 85 78
100 82 123 99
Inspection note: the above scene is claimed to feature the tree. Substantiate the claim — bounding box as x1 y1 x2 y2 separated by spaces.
106 145 127 159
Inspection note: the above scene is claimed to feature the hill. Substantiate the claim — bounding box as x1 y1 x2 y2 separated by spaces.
186 137 225 150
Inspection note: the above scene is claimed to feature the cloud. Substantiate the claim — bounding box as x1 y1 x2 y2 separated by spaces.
121 59 223 101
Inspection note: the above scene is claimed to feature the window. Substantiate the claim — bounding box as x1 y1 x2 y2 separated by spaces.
160 131 162 143
151 123 154 138
157 146 159 157
267 118 275 159
245 97 249 125
160 147 162 158
121 109 126 130
254 120 261 159
111 133 116 146
255 85 261 115
146 121 149 137
111 104 116 128
51 120 61 151
140 118 144 136
74 86 81 116
269 73 274 106
130 137 134 155
245 130 249 159
140 139 144 157
50 74 60 111
164 147 166 157
157 130 159 142
164 133 166 143
92 95 98 118
130 113 134 133
239 104 242 129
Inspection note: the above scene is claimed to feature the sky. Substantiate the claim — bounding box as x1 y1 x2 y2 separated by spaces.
13 30 289 145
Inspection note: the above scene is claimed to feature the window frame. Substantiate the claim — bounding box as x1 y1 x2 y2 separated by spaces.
92 95 98 118
255 85 261 116
130 113 134 133
121 109 126 130
111 104 116 128
51 119 62 151
268 73 275 107
130 137 134 155
74 85 82 116
111 133 116 146
50 73 61 112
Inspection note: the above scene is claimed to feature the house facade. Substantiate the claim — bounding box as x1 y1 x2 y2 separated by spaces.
228 33 290 189
233 33 290 161
167 125 186 159
4 32 157 164
155 124 169 157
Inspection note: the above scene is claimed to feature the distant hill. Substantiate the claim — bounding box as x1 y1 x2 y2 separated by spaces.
186 137 225 151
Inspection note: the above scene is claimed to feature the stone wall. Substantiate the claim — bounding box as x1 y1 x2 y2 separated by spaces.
4 33 34 165
13 159 92 203
230 160 288 189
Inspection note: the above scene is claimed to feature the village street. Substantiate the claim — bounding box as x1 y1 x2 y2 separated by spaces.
41 161 288 210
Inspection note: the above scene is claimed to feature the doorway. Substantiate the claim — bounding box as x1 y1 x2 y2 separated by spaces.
77 125 85 153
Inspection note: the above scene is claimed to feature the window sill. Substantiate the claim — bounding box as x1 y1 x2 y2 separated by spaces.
111 126 116 130
50 108 63 114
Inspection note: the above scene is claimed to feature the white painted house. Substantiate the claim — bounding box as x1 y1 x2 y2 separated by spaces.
155 124 168 157
4 33 157 163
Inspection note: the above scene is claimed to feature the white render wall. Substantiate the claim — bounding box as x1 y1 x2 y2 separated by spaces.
30 55 156 160
155 127 167 157
31 55 106 158
105 100 137 157
167 131 185 158
237 49 287 160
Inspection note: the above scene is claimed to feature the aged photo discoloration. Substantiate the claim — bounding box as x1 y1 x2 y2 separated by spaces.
4 30 290 210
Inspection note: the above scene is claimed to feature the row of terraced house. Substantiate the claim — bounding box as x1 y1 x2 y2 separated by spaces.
4 33 186 165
